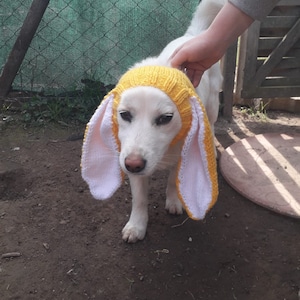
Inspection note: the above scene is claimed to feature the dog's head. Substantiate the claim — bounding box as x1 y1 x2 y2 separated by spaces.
81 65 218 220
116 86 182 175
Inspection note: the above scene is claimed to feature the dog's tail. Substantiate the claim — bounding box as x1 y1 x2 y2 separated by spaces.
185 0 226 36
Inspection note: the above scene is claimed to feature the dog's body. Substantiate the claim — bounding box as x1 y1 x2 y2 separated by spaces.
81 0 225 243
116 0 224 242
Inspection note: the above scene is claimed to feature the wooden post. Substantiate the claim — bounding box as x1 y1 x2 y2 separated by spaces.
222 40 238 120
0 0 50 98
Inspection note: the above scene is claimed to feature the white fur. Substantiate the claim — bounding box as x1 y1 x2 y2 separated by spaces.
119 0 224 242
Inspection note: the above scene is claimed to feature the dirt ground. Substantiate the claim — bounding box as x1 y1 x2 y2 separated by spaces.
0 107 299 300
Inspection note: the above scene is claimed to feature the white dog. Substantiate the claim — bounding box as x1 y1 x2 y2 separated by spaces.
82 0 224 243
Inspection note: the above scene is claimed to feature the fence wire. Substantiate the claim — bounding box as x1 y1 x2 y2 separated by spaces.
0 0 198 96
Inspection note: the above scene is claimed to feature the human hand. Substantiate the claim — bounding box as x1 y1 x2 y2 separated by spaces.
170 31 224 87
170 2 253 87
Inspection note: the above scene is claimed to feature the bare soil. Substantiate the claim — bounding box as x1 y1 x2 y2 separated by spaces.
0 108 299 300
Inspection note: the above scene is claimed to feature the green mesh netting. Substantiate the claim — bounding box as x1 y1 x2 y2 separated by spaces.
0 0 199 95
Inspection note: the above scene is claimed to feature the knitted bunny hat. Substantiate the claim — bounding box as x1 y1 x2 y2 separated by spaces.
81 65 218 220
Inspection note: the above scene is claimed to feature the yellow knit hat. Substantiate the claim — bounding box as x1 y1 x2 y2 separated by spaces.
81 65 218 220
109 66 194 147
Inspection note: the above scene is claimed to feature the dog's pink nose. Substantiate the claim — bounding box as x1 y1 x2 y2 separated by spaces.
125 154 146 173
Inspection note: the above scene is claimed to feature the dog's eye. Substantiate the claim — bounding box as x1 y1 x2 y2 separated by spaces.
155 113 173 126
119 111 133 123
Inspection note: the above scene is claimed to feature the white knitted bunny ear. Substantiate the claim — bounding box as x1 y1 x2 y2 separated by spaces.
81 94 122 200
176 96 218 220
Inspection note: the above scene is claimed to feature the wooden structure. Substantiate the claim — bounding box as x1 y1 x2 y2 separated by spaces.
0 0 50 99
222 0 300 118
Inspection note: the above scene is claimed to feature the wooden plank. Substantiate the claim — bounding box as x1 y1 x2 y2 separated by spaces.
262 77 300 86
274 57 300 69
234 33 248 104
269 67 300 77
0 0 50 98
249 18 300 88
238 0 300 100
257 48 300 68
257 58 300 71
242 21 261 87
241 86 300 98
258 37 282 50
222 41 237 120
270 6 300 16
261 16 298 28
286 48 300 57
260 27 290 37
258 49 276 57
258 44 300 58
258 47 300 58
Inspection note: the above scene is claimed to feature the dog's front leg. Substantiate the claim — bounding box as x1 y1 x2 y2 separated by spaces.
122 175 149 243
165 165 183 215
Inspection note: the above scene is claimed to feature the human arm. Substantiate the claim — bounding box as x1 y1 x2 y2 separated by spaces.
170 1 254 87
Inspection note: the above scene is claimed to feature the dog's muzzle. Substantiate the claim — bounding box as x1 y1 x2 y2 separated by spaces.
125 154 147 173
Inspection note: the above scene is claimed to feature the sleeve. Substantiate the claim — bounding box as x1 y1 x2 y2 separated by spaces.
229 0 281 21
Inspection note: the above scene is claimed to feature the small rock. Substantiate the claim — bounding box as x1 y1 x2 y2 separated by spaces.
43 243 50 250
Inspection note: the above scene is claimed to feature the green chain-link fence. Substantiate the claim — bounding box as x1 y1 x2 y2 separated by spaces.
0 0 198 96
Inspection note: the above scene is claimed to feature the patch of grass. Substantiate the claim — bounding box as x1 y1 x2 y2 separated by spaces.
21 80 114 125
240 98 269 121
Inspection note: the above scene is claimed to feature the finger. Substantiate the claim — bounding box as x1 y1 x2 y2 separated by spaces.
169 47 187 69
191 69 203 87
184 68 202 88
186 68 195 84
169 47 180 60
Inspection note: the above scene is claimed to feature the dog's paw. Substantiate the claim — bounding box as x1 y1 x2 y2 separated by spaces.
122 222 147 243
165 197 183 215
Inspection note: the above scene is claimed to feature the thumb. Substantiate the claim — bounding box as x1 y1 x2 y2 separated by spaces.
169 46 186 69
